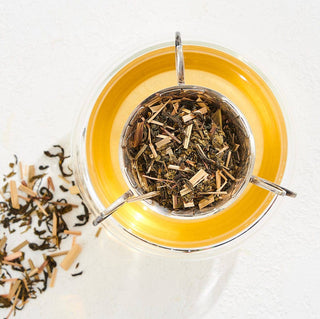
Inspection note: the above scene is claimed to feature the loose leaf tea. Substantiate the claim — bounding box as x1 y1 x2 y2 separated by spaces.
0 146 91 318
124 90 246 213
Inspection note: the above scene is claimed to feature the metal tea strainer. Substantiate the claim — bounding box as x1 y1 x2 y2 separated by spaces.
93 32 296 226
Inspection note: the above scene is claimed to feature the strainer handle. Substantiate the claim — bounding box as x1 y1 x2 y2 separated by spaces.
250 176 296 197
175 32 185 85
92 190 133 226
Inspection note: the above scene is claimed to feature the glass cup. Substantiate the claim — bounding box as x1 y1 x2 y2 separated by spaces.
92 32 296 226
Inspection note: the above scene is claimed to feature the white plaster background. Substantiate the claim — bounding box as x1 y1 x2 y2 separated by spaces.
0 0 319 318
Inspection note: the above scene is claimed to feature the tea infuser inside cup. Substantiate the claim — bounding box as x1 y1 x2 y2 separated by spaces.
93 32 296 226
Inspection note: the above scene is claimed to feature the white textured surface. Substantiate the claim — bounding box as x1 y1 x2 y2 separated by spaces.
0 0 320 318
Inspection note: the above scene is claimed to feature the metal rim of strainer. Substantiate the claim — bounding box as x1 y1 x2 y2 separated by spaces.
119 84 255 219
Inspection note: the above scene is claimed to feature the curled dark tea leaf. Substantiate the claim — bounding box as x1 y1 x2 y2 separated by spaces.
74 202 89 227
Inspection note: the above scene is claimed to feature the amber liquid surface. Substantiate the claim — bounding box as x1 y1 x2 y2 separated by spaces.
86 45 287 249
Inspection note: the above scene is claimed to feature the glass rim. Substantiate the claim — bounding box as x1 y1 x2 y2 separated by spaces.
71 39 289 255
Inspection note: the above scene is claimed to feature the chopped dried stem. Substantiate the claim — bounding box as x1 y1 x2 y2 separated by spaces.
225 151 232 168
134 144 148 160
64 230 82 236
219 171 228 182
28 259 39 280
19 162 23 179
22 278 29 292
58 175 71 184
168 165 192 172
11 240 29 253
2 278 18 283
182 113 196 123
142 175 175 183
217 180 228 192
9 181 19 209
155 136 171 149
147 99 171 123
222 168 235 180
28 268 39 277
149 104 163 113
199 191 227 195
49 268 58 288
183 200 194 208
35 199 48 216
149 143 158 158
49 250 69 258
47 176 55 191
183 124 193 149
0 236 7 251
144 95 161 108
60 244 82 271
172 102 179 115
216 171 221 190
234 144 240 152
4 251 22 262
156 134 169 139
165 148 174 157
8 279 20 301
95 227 102 238
38 258 49 274
194 106 208 114
172 194 178 209
52 212 57 245
2 261 23 267
146 160 155 174
18 184 37 197
199 195 215 210
181 108 191 113
27 165 35 188
72 236 77 247
18 195 30 202
189 169 209 187
150 120 165 126
216 145 229 155
69 185 80 195
161 128 182 144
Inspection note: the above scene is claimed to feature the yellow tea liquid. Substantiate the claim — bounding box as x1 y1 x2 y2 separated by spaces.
86 45 287 249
